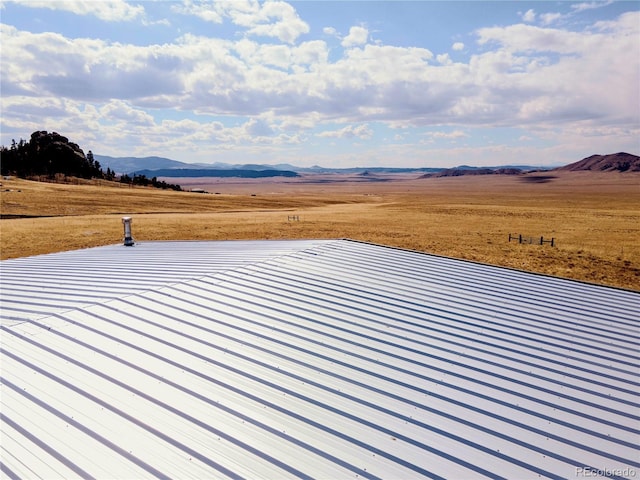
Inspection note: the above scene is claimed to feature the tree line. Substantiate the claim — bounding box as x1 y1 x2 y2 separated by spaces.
0 131 182 191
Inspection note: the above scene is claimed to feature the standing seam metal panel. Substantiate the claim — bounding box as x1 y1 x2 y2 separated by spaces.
1 239 638 479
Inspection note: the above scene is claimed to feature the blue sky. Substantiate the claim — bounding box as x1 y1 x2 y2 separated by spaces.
1 1 638 168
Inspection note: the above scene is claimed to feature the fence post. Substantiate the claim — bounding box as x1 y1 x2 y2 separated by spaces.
510 233 556 247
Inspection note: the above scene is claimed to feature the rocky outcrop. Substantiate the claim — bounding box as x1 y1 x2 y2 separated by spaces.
29 131 88 175
1 131 101 178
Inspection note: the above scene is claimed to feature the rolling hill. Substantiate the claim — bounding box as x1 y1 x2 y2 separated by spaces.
554 152 640 172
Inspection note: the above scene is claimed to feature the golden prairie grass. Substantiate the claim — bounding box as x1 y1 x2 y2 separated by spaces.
1 172 639 290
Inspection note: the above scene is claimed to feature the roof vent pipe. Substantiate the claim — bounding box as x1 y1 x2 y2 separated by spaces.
122 216 134 246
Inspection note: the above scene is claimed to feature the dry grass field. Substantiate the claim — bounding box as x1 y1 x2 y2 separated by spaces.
1 171 639 290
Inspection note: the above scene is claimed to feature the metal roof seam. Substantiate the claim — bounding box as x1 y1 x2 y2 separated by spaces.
2 239 638 478
104 284 638 447
183 272 639 406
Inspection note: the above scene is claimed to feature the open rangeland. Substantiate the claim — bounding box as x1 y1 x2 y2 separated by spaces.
1 171 639 290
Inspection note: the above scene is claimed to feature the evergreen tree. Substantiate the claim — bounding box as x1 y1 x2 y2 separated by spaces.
1 131 182 190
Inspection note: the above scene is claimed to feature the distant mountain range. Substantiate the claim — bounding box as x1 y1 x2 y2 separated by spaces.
132 168 300 179
95 152 639 178
95 154 544 177
95 155 193 172
95 154 447 176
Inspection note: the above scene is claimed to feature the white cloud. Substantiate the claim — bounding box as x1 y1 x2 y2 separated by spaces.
242 0 309 44
1 96 79 131
571 1 614 13
0 93 303 158
1 7 638 165
593 10 639 32
176 0 309 44
338 44 434 83
4 11 637 133
521 9 536 23
248 43 292 69
317 124 373 140
99 100 154 126
244 118 275 137
476 24 582 53
539 12 563 26
452 42 464 51
323 26 338 37
232 38 328 71
341 26 368 48
426 130 468 140
5 0 144 21
436 53 452 65
171 0 224 23
521 1 614 28
520 7 569 27
292 40 329 67
473 15 639 128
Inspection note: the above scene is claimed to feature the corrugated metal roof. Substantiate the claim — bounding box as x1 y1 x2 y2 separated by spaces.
1 239 638 479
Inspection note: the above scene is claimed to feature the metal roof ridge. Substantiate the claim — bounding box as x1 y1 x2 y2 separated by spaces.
2 239 348 332
106 238 348 306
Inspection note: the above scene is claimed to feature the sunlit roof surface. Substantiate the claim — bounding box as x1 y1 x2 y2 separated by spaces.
1 239 638 478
